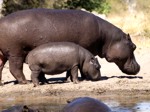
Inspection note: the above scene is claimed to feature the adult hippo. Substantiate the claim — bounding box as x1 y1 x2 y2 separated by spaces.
62 97 112 112
0 8 140 84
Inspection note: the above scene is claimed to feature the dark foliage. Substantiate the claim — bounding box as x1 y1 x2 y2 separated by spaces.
2 0 111 16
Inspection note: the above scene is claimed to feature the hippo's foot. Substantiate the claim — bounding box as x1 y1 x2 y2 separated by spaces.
73 79 80 84
33 82 49 87
0 82 4 86
64 77 72 83
33 83 40 87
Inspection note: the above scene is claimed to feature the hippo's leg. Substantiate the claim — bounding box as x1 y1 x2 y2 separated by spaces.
9 56 27 84
38 72 49 84
31 71 40 87
79 69 86 81
65 70 72 82
0 57 7 86
71 66 79 84
30 65 41 87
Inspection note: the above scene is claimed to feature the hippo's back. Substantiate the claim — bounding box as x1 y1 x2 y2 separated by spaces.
26 42 82 65
0 9 99 51
62 97 111 112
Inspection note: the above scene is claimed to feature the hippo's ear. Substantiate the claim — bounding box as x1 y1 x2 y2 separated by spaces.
90 57 95 65
23 105 29 112
126 33 131 40
90 57 101 69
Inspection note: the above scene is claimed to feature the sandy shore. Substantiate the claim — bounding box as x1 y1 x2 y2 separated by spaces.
0 37 150 99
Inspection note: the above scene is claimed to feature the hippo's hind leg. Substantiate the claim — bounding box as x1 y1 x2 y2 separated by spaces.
70 66 79 84
0 55 7 86
29 65 41 87
9 56 27 84
38 72 49 85
65 70 72 83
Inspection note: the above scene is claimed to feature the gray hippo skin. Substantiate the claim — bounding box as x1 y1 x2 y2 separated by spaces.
62 97 112 112
26 42 101 87
0 9 140 84
2 105 39 112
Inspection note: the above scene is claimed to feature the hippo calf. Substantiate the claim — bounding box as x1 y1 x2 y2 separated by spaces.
62 97 112 112
2 105 39 112
26 42 101 87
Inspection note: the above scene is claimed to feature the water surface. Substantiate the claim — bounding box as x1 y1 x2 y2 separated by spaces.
1 95 150 112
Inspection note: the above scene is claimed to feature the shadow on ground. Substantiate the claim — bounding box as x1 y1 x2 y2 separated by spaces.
100 75 143 81
2 76 143 86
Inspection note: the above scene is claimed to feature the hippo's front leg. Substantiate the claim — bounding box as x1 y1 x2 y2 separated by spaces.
9 56 27 84
38 72 49 84
71 66 79 84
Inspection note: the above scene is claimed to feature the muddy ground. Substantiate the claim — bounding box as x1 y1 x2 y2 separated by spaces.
0 36 150 100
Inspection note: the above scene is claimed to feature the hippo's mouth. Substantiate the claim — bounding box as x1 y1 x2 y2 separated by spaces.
85 72 101 81
116 58 140 75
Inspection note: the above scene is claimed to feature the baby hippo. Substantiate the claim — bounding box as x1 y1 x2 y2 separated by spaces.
26 42 101 87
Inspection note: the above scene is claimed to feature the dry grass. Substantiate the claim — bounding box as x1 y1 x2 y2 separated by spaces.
107 13 150 47
108 11 146 35
107 0 150 37
105 0 150 47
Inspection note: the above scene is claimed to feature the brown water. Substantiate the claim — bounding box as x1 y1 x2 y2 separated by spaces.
0 95 150 112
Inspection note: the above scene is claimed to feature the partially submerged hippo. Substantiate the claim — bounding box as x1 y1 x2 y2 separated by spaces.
62 97 112 112
26 42 101 86
2 105 39 112
0 9 140 84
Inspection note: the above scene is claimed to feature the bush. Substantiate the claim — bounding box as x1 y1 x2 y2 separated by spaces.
54 0 111 14
2 0 111 16
2 0 46 15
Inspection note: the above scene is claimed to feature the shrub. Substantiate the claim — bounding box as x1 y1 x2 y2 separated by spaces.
2 0 111 15
54 0 111 14
2 0 46 15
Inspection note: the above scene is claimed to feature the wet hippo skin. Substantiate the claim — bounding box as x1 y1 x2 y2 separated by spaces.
62 97 112 112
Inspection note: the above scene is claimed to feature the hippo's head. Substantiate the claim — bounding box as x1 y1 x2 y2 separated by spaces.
83 57 101 81
105 33 140 75
2 105 39 112
22 105 39 112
